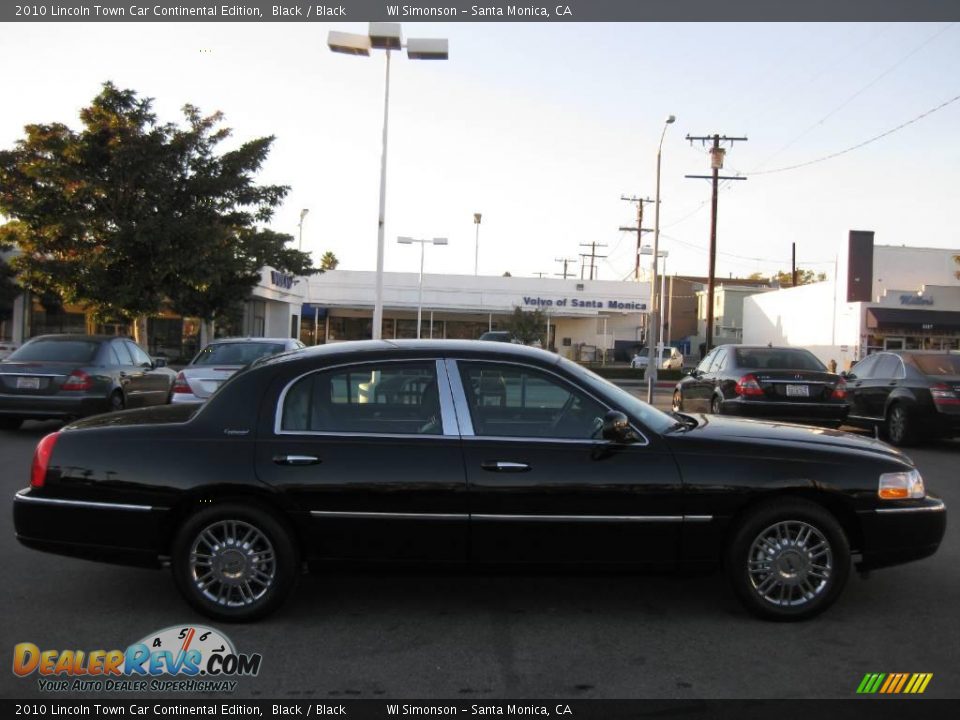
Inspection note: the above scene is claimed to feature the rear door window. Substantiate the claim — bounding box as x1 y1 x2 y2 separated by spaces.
873 354 902 380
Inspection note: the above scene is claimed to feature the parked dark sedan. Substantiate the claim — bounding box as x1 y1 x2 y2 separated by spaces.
0 334 176 429
842 351 960 446
672 345 848 427
13 341 944 622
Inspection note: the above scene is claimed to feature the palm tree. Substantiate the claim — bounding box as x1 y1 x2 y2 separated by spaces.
320 251 339 271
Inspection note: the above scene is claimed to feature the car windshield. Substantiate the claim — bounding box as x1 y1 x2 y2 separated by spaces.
191 342 286 366
734 348 826 371
7 339 100 364
907 354 960 376
557 357 677 434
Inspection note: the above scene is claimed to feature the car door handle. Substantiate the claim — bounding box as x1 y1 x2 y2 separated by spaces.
273 455 321 466
481 461 530 472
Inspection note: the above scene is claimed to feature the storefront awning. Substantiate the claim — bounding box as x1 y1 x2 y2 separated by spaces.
301 303 328 318
866 307 960 333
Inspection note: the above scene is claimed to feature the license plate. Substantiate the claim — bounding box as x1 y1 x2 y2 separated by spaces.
17 376 40 390
785 384 809 397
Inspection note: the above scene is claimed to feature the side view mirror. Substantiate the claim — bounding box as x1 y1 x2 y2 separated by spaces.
602 410 640 444
152 357 167 368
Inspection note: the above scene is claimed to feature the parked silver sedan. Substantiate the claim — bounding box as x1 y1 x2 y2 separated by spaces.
171 337 304 404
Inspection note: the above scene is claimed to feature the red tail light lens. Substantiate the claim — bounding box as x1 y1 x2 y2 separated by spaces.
831 380 847 400
172 372 191 394
931 383 960 407
61 370 92 391
31 432 59 488
735 373 764 397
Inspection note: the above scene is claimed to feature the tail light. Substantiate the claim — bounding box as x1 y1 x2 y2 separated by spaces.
61 370 92 391
735 373 764 397
831 380 847 400
172 372 192 394
31 432 59 488
931 383 960 407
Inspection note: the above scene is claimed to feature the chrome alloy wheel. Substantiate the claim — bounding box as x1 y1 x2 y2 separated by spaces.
747 521 833 608
189 520 276 608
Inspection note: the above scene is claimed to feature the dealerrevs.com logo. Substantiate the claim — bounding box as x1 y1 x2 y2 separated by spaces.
13 625 262 693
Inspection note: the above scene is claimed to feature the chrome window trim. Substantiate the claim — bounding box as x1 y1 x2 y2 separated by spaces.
311 510 467 520
14 488 153 512
274 358 459 438
443 358 474 436
875 501 945 515
0 372 67 378
760 380 833 386
434 359 459 436
447 358 649 447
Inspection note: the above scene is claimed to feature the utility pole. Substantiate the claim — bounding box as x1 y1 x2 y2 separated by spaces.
579 242 607 281
619 196 654 280
532 271 550 278
685 133 747 353
555 257 577 279
791 242 797 287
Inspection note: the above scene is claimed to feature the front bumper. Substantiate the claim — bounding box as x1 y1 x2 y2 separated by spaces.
13 487 169 568
856 496 947 570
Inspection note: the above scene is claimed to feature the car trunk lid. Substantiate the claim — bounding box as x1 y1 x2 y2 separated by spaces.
748 369 841 403
180 365 243 398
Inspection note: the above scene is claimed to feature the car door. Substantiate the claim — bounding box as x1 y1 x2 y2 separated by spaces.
111 339 148 407
845 354 878 420
862 354 903 418
124 340 169 405
254 358 468 562
453 359 683 565
683 349 720 412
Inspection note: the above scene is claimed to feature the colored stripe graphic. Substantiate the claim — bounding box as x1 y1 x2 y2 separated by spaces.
857 673 932 694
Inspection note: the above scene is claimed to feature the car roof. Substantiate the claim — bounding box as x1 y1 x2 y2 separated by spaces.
30 334 120 343
205 337 296 345
255 339 563 370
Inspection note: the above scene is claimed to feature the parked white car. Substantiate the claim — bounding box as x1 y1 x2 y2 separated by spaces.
631 346 684 370
171 337 304 403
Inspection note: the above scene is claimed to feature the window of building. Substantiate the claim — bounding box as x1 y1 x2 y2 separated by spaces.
280 362 441 435
458 363 606 440
327 316 371 341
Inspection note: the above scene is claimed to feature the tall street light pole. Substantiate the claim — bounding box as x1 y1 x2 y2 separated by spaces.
328 23 449 340
398 236 448 339
646 114 675 403
298 208 309 251
473 213 482 275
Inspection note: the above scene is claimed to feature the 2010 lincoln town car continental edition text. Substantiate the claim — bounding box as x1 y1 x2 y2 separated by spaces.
13 341 946 621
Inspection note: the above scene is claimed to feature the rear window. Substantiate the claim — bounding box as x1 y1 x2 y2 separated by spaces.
734 348 826 371
8 340 100 364
192 342 287 366
907 354 960 376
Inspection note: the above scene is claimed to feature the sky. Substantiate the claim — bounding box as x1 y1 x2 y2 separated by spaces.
1 21 958 284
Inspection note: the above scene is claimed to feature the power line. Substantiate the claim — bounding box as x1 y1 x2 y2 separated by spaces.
751 92 960 176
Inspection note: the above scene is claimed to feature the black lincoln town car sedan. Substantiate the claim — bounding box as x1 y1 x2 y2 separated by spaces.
13 341 945 622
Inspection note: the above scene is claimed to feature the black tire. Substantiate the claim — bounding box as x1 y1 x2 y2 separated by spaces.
672 391 684 413
885 403 916 447
725 498 850 621
710 395 723 415
171 502 299 622
0 417 23 431
109 390 125 412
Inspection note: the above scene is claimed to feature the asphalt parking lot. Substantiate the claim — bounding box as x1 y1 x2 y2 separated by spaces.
1 388 957 700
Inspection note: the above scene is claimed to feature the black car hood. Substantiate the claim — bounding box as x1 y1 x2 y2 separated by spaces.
64 403 200 430
668 413 912 465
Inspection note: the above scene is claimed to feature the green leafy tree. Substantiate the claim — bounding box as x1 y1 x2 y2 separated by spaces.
749 269 826 287
320 251 339 271
0 82 316 346
506 307 546 345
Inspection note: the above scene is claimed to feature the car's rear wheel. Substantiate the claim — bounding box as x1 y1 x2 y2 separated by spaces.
672 391 684 412
710 395 723 415
0 417 22 431
725 498 850 621
885 403 916 446
171 502 299 622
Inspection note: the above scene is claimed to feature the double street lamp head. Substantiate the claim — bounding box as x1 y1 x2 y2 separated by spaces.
328 23 449 60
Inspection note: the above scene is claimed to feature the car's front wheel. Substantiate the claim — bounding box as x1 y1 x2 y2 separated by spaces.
725 498 850 621
171 502 299 622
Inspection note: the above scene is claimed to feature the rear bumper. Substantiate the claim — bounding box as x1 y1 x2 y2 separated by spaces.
856 497 947 570
170 392 204 404
13 488 168 568
0 392 108 420
721 399 848 426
